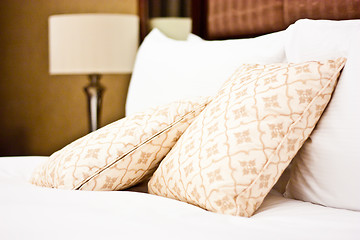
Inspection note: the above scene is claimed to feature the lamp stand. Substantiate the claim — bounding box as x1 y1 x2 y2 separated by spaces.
84 74 104 132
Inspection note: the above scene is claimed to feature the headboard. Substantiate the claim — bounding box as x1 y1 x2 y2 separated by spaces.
139 0 360 41
192 0 360 39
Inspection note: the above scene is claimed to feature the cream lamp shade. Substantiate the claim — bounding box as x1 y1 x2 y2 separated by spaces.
149 17 192 40
49 14 139 74
48 13 139 132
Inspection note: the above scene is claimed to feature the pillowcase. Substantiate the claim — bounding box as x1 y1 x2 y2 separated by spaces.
283 19 360 211
126 28 286 116
148 58 346 217
30 97 210 190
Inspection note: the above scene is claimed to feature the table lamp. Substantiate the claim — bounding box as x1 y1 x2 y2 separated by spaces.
49 14 139 132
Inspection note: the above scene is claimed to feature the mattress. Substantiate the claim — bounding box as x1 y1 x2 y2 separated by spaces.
1 156 359 240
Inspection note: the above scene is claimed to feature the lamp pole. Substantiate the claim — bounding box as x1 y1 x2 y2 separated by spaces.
84 74 104 132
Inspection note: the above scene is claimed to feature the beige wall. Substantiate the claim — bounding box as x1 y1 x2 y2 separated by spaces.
0 0 137 156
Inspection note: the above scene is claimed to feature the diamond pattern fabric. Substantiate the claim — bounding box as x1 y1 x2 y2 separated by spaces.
30 97 210 190
148 58 346 217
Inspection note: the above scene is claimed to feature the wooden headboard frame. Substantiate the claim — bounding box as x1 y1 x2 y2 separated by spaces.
139 0 360 41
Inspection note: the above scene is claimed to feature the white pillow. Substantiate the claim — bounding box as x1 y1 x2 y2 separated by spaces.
126 28 286 116
284 19 360 211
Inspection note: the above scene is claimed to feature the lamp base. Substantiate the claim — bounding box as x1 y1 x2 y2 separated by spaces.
84 74 104 132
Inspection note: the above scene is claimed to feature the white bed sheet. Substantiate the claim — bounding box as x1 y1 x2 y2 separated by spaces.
1 156 359 240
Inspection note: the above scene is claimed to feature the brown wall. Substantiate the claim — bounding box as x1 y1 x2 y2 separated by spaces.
0 0 137 156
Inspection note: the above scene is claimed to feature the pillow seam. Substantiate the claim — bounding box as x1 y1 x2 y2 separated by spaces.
74 102 209 190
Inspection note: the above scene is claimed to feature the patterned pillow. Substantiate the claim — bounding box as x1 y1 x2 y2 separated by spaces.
30 97 210 190
148 58 346 217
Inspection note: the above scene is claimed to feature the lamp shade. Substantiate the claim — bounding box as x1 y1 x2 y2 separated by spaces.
49 14 139 75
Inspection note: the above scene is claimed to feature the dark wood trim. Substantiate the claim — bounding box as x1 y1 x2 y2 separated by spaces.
138 0 149 43
191 0 208 39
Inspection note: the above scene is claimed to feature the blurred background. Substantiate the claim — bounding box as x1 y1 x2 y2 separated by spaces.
0 0 137 156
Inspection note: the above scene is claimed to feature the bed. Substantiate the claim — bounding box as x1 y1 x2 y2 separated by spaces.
1 1 360 239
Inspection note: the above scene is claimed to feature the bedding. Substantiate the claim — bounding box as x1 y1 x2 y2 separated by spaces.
149 58 346 217
30 97 209 190
126 28 286 115
1 156 360 240
1 1 360 238
283 19 360 211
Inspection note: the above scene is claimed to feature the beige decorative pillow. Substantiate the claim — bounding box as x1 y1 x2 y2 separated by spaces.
148 58 346 217
30 97 210 190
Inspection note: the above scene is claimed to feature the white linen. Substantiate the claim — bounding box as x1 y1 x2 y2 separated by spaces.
284 19 360 211
126 28 286 116
1 156 359 240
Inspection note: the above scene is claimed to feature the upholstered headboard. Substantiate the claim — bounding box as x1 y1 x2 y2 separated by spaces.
191 0 360 39
137 0 360 41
